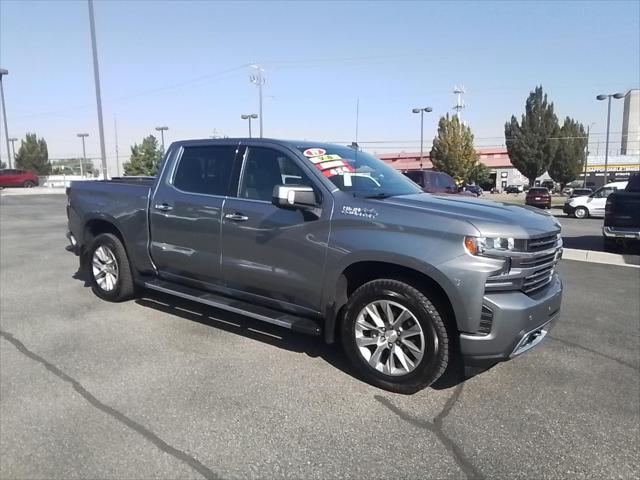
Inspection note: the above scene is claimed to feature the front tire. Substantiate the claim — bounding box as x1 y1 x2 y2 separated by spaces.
340 279 449 394
23 180 35 188
87 233 135 302
574 206 589 219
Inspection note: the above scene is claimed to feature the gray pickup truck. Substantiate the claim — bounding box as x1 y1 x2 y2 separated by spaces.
67 139 563 393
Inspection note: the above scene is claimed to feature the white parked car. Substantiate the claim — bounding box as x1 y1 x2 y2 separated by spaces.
563 181 628 219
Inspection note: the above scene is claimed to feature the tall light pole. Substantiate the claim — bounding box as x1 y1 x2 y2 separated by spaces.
9 137 17 161
582 123 595 188
249 65 265 138
596 92 625 184
412 107 433 170
241 114 258 138
87 0 108 179
155 126 168 152
77 133 89 177
0 69 12 168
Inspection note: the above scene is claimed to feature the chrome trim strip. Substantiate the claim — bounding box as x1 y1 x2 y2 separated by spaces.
510 320 552 357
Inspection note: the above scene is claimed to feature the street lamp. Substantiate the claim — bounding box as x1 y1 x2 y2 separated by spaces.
0 68 12 168
241 114 259 138
155 126 168 152
8 137 17 161
583 123 595 188
596 92 625 184
77 133 89 177
412 107 433 170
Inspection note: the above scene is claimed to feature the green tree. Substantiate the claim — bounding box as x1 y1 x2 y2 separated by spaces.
548 117 587 189
430 114 480 183
468 162 493 189
123 135 163 176
505 86 560 187
15 133 51 175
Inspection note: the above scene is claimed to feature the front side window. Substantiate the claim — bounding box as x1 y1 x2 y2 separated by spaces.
296 145 422 198
592 187 613 199
434 172 456 190
404 171 423 186
173 145 237 196
239 147 313 202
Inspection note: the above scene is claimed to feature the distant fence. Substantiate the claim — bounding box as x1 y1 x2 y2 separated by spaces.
39 175 96 188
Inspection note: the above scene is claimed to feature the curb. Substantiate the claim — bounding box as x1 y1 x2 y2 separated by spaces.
563 248 640 269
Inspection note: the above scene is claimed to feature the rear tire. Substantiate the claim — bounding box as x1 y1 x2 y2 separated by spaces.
87 233 135 302
574 206 588 219
340 279 449 394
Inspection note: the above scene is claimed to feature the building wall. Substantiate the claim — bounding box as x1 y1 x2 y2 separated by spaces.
621 89 640 155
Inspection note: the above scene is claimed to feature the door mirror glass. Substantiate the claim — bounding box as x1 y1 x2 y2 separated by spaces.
272 185 317 210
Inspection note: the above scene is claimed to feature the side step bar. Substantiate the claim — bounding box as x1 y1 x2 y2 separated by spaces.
143 279 322 336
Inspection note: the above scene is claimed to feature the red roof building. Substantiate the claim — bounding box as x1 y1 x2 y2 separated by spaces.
379 148 512 171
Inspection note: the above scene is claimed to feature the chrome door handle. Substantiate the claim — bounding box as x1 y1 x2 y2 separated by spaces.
154 203 173 212
224 213 249 221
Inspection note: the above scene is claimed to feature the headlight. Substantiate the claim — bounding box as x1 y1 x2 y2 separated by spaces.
464 236 526 256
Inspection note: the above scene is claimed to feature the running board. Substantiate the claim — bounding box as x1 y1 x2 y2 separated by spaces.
143 279 322 336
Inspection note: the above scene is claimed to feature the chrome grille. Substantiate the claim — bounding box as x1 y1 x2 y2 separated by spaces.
523 263 557 293
527 233 560 252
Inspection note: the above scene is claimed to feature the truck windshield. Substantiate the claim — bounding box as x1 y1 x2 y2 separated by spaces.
296 146 422 198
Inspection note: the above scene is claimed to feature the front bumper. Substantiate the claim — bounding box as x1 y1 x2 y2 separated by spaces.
460 275 562 367
602 226 640 240
563 203 575 215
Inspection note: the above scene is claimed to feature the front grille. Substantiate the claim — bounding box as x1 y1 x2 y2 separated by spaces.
519 251 556 268
526 233 559 252
477 306 494 335
523 264 556 294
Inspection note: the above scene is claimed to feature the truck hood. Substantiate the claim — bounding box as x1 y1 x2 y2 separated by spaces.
378 193 561 238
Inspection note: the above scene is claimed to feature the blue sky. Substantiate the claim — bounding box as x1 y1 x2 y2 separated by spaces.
1 0 639 174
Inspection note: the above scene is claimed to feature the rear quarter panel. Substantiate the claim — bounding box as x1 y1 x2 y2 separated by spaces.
68 181 155 274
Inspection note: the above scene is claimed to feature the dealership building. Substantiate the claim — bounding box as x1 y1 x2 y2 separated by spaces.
380 89 640 189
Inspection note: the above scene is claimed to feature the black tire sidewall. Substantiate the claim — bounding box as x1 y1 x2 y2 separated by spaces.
23 181 34 188
88 234 130 301
341 280 448 393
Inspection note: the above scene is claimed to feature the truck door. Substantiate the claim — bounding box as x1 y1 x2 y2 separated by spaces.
149 143 240 286
220 144 332 313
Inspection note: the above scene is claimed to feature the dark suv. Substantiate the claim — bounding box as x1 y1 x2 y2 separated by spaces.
403 170 458 194
526 187 551 209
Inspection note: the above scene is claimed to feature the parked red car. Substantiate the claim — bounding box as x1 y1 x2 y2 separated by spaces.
525 187 551 209
0 169 39 188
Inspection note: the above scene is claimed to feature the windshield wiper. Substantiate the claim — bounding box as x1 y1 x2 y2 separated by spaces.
360 192 394 199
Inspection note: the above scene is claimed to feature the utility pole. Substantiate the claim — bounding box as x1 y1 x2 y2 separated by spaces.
77 133 89 177
583 125 591 187
9 137 17 161
88 0 108 179
0 69 12 168
250 65 265 138
452 85 466 122
114 117 120 177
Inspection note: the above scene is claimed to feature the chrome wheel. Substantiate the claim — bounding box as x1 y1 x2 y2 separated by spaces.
354 300 426 376
92 245 119 292
574 207 587 219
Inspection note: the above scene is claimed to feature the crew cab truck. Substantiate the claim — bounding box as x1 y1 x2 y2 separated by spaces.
603 173 640 251
67 139 563 394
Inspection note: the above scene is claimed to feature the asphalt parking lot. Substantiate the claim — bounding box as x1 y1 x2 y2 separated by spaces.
1 195 639 479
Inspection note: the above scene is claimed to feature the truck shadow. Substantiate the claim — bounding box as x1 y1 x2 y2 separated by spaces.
72 267 469 391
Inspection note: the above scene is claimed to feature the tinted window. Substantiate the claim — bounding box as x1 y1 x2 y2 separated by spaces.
529 188 548 194
434 172 456 189
626 174 640 192
404 171 423 186
592 187 613 199
173 145 237 196
240 147 313 201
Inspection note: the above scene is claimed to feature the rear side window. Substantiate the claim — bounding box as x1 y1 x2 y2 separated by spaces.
239 147 313 201
173 146 237 196
404 171 423 186
434 172 456 189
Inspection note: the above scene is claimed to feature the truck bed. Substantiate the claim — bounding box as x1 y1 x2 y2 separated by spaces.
67 179 156 274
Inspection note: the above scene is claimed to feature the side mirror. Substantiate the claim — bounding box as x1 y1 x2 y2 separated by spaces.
272 184 317 210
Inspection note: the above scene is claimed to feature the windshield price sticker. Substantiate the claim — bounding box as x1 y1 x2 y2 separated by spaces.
308 154 342 164
303 148 326 157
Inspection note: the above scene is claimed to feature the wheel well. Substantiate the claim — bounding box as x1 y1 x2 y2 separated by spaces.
328 261 457 343
82 219 126 261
